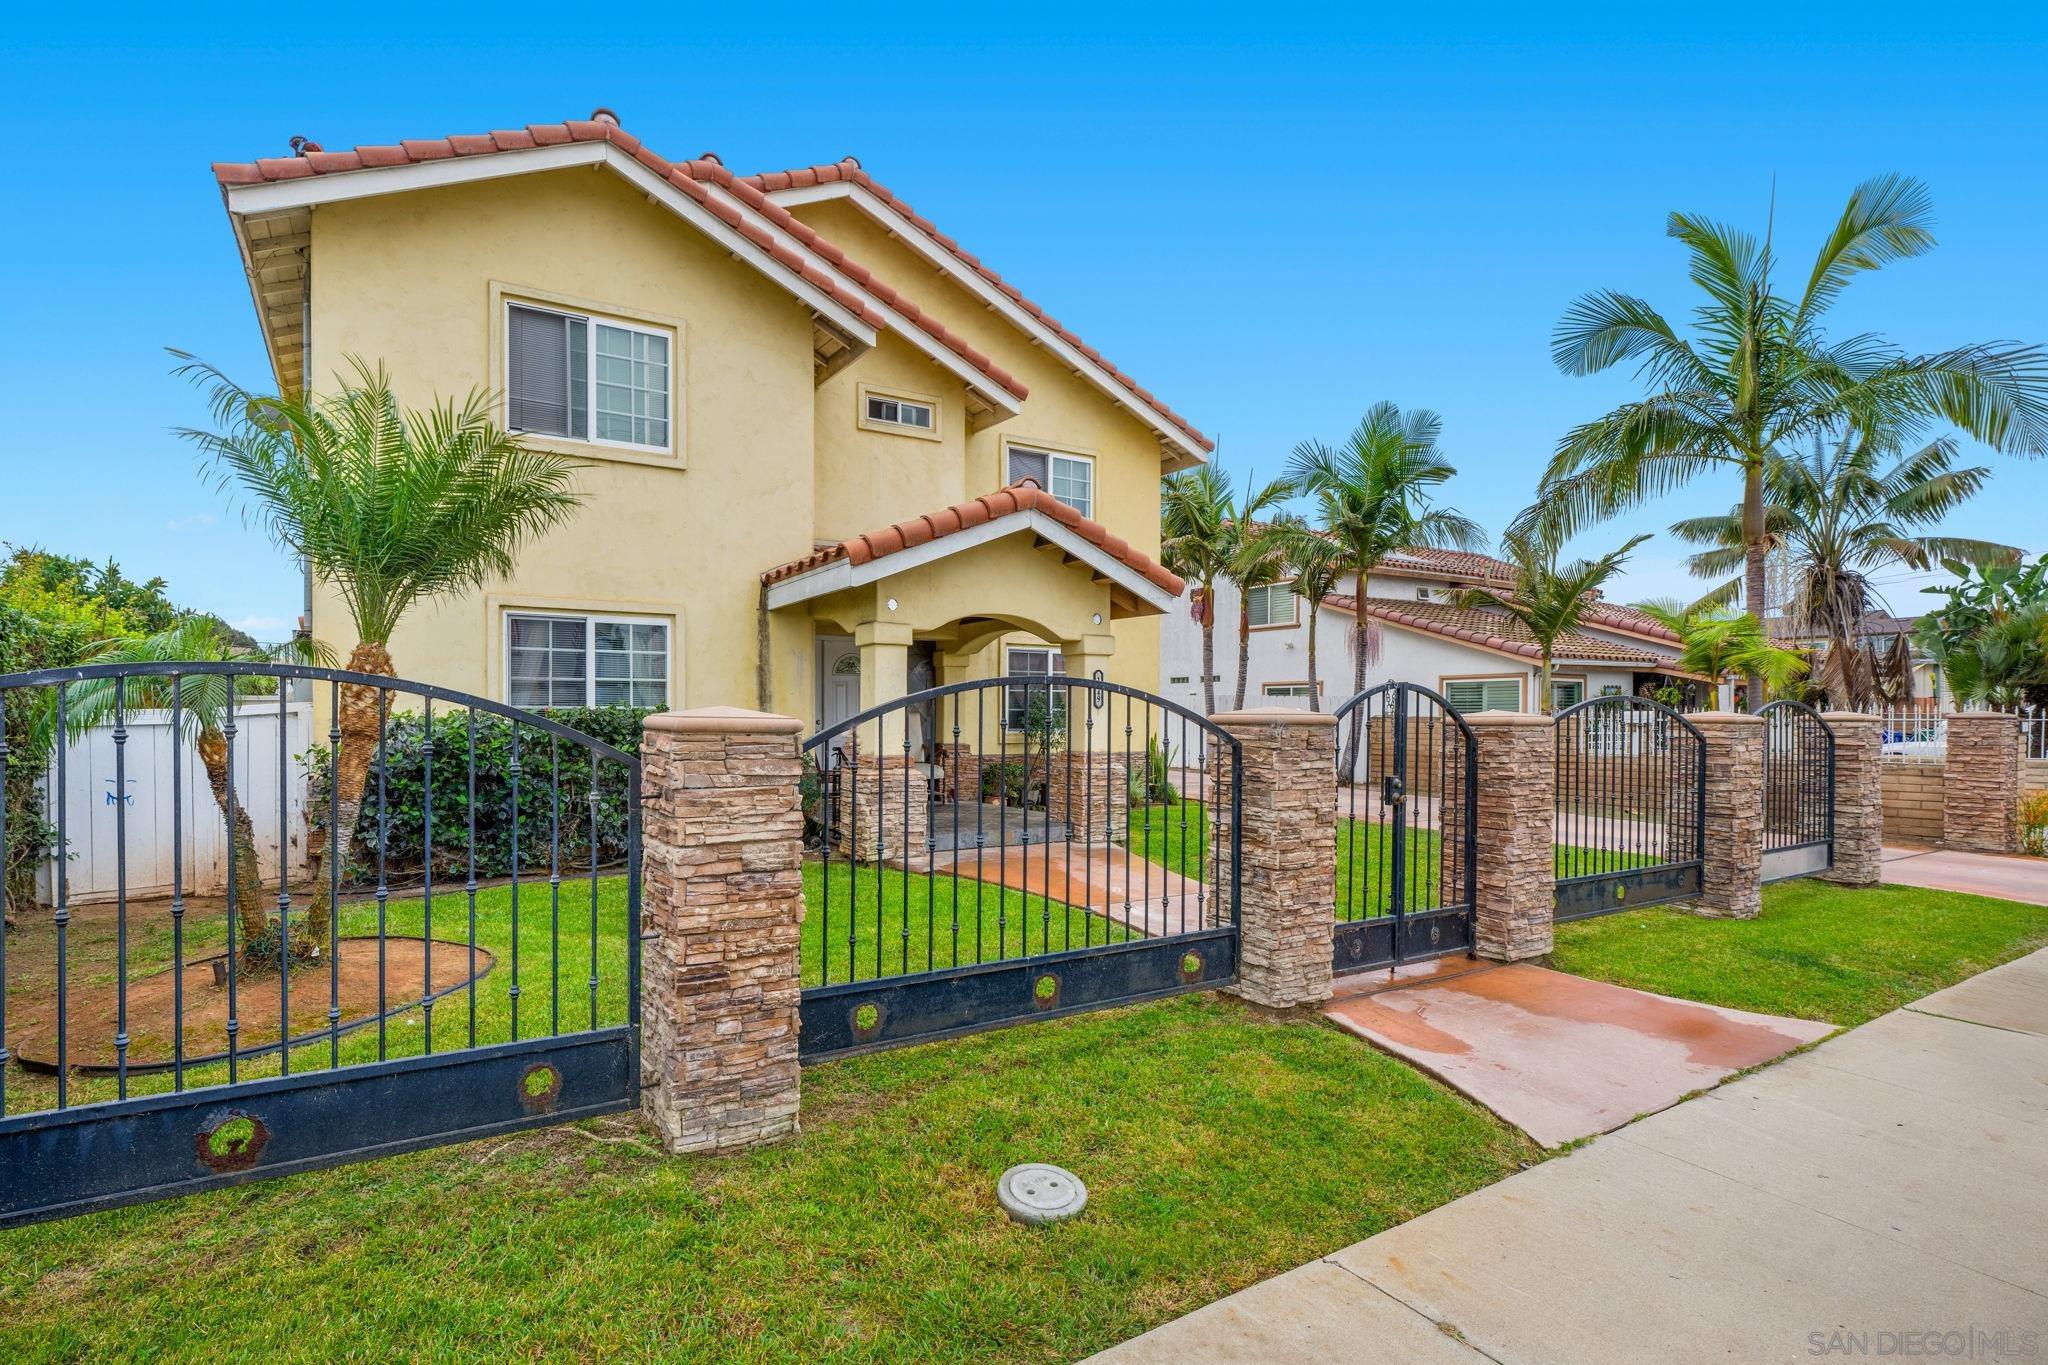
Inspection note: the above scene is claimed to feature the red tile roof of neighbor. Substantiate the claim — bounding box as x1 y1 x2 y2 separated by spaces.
740 159 1214 454
1322 595 1681 667
761 480 1185 596
1372 547 1682 643
212 119 1030 404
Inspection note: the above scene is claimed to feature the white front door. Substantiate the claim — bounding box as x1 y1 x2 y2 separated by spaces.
818 636 861 739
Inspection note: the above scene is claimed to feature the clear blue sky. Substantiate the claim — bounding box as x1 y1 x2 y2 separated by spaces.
5 6 2045 637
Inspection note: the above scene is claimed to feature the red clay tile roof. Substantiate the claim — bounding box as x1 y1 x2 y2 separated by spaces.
212 120 1028 403
762 479 1185 596
1321 595 1681 667
741 158 1214 454
1371 548 1680 643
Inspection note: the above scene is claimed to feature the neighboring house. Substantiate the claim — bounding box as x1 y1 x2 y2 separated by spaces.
210 111 1210 751
1162 546 1719 718
1766 611 1944 711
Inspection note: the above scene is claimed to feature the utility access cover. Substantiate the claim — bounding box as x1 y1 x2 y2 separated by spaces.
997 1163 1087 1226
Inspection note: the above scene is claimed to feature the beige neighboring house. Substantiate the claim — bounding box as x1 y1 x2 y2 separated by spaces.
1164 546 1722 721
209 109 1209 748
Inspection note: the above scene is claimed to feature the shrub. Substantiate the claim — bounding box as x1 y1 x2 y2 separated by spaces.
2021 790 2048 858
306 704 658 885
979 760 1027 805
1130 735 1179 805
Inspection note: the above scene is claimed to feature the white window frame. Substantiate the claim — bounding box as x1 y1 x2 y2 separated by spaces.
857 384 941 441
1551 678 1587 710
1261 682 1316 700
1443 676 1525 714
505 301 674 455
1005 443 1095 517
1004 646 1069 730
503 610 672 709
1245 581 1298 629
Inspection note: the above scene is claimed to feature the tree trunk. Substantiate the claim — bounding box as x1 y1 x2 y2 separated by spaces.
1233 599 1251 712
195 730 269 947
1742 460 1769 706
304 639 395 952
1538 653 1554 716
1342 595 1369 778
1199 584 1217 716
1306 610 1321 713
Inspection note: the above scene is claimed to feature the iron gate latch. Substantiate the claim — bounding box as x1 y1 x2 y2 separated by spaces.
1382 774 1405 806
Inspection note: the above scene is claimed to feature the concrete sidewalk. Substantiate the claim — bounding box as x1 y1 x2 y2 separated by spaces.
1094 950 2048 1364
1882 844 2048 906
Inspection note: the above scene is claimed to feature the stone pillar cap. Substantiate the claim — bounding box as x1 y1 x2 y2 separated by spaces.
645 706 804 736
1687 710 1764 724
1209 707 1337 727
1464 710 1552 728
1819 711 1884 723
1944 710 2018 723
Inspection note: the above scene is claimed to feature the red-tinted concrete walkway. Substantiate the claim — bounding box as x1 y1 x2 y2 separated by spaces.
930 842 1210 939
1323 961 1833 1147
1882 844 2048 905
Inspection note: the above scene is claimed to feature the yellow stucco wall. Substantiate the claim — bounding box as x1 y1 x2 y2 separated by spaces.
812 332 971 541
305 167 818 716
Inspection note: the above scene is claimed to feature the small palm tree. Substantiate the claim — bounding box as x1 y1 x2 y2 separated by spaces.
1161 465 1238 715
1455 522 1651 714
1276 517 1346 712
176 354 587 946
1289 403 1485 767
1221 475 1295 711
1668 426 2017 707
64 618 329 956
1638 603 1810 700
1540 175 2048 701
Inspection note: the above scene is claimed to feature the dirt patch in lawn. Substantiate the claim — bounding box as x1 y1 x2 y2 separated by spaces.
9 937 492 1071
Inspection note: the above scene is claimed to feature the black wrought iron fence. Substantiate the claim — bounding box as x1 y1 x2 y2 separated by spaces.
798 674 1239 1059
1759 700 1834 881
1553 695 1706 921
0 661 640 1227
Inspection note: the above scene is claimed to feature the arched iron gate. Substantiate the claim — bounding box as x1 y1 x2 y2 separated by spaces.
0 661 641 1228
1330 683 1477 973
1759 701 1835 882
799 674 1240 1060
1553 695 1706 921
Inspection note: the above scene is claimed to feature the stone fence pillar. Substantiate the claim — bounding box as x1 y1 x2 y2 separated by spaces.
1820 712 1882 886
1467 713 1554 962
1211 709 1335 1009
1691 712 1765 919
639 707 805 1154
1944 712 2021 853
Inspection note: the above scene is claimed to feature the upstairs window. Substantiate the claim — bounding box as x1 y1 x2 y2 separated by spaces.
1245 582 1297 629
1445 677 1524 714
507 303 671 451
864 393 935 432
1006 445 1093 517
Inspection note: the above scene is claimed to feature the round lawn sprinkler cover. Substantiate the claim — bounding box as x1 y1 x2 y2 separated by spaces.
997 1163 1087 1226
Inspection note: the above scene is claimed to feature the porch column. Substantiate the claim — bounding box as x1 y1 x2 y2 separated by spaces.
1691 711 1765 919
1944 712 2021 853
933 650 975 802
1820 712 1883 886
837 620 928 871
1056 635 1128 846
853 620 913 756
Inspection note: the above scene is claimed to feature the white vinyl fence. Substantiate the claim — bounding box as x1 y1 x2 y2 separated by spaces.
36 702 313 905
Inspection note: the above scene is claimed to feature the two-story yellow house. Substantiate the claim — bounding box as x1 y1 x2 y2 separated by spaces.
210 109 1207 752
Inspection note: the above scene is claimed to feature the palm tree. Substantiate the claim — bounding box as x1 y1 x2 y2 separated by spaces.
1222 476 1295 711
1638 603 1810 700
1161 464 1237 715
1539 175 2048 702
1275 517 1346 712
64 618 328 956
1668 426 2018 707
1288 402 1485 768
176 354 587 946
1454 522 1651 713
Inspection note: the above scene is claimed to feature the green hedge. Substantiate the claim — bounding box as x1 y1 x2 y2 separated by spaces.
309 704 658 886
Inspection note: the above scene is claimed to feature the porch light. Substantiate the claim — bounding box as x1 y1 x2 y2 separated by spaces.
1091 612 1102 625
886 597 898 612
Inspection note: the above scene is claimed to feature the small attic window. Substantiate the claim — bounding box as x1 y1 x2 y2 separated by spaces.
860 387 940 439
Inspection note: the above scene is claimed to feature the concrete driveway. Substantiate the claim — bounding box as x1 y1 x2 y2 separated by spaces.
1093 950 2048 1364
1882 844 2048 906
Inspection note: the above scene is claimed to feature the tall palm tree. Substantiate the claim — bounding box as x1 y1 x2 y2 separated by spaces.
1161 464 1238 715
1275 517 1346 712
1539 175 2048 701
1222 476 1295 711
176 354 587 945
64 618 329 954
1637 603 1810 700
1454 522 1651 713
1289 402 1485 768
1669 426 2018 706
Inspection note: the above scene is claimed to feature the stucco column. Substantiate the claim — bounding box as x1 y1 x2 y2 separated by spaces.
1691 712 1765 919
852 619 913 755
1051 634 1128 844
638 708 804 1155
1820 712 1883 886
933 650 975 801
1467 712 1555 962
1944 712 2021 853
1211 709 1336 1009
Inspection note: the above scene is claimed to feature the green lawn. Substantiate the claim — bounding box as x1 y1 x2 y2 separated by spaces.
1552 878 2048 1026
0 992 1534 1361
